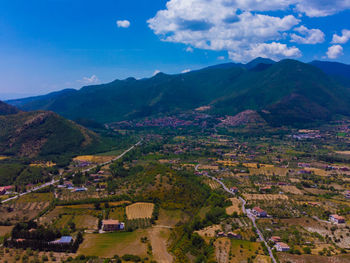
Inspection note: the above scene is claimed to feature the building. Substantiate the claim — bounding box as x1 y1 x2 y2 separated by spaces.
227 232 242 239
252 207 267 218
50 236 73 244
102 220 125 231
329 214 345 224
270 236 281 243
0 187 6 195
230 187 238 193
275 242 290 252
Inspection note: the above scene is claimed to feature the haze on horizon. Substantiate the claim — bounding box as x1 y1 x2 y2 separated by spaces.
1 0 350 100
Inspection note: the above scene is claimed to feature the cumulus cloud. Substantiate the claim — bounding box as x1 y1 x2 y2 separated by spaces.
332 29 350 44
78 75 99 85
295 0 350 17
116 20 130 28
229 42 301 62
327 45 344 59
148 0 350 62
290 26 325 44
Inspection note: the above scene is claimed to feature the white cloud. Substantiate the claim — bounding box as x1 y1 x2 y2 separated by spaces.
78 75 99 85
290 26 325 44
327 45 344 59
148 0 350 62
153 70 161 76
332 29 350 44
186 47 194 52
217 56 225 60
181 69 191 73
295 0 350 17
116 20 130 28
229 42 301 62
148 0 302 62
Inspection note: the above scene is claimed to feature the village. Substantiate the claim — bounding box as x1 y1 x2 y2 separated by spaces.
1 121 350 262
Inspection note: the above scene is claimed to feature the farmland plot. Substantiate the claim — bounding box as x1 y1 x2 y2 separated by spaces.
126 202 154 219
243 194 289 201
225 198 242 215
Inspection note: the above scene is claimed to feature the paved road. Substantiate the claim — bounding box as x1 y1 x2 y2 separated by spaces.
1 140 142 204
196 164 277 263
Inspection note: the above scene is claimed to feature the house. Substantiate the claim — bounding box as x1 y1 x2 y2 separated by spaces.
0 187 6 195
345 191 350 199
74 187 87 192
230 187 238 193
102 220 125 231
329 214 345 224
260 186 271 193
64 181 73 188
50 236 73 244
217 231 226 237
275 242 290 252
227 232 242 239
252 207 267 218
270 236 281 243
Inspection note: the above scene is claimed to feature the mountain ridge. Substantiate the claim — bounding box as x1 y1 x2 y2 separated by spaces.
7 58 350 127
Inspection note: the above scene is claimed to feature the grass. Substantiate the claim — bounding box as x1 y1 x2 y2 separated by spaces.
15 193 53 203
78 230 147 257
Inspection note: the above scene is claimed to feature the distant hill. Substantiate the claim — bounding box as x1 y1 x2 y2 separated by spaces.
0 101 106 159
310 60 350 80
7 59 350 127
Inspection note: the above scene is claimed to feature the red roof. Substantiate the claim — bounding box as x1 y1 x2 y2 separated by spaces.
253 207 265 213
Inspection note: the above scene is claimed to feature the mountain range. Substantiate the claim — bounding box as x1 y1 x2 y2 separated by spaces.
7 58 350 127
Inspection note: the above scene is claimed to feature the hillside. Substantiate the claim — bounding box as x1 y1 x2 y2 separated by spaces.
8 59 350 126
0 100 20 115
0 102 106 159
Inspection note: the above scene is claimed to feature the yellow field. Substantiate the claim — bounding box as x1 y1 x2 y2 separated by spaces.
126 202 154 219
305 167 329 177
243 194 288 201
335 151 350 155
249 167 288 176
73 155 116 163
226 198 242 215
30 161 56 167
243 163 274 169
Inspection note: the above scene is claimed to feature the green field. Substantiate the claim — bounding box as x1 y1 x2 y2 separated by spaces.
78 230 148 257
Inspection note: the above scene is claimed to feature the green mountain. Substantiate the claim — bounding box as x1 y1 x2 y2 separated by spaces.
7 59 350 126
0 101 105 159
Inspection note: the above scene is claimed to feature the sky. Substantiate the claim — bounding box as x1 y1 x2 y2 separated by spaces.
1 0 350 99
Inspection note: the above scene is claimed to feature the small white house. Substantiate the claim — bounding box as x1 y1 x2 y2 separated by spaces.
329 214 345 224
275 242 290 252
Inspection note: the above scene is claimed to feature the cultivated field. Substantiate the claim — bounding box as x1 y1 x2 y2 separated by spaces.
280 185 303 195
73 155 116 164
204 178 221 190
196 224 221 239
226 198 242 215
243 194 289 201
78 231 148 258
126 202 154 220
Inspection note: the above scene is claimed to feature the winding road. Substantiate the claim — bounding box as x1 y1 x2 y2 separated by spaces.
195 164 277 263
1 140 142 204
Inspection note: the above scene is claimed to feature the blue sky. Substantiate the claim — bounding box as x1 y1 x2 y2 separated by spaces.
0 0 350 99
